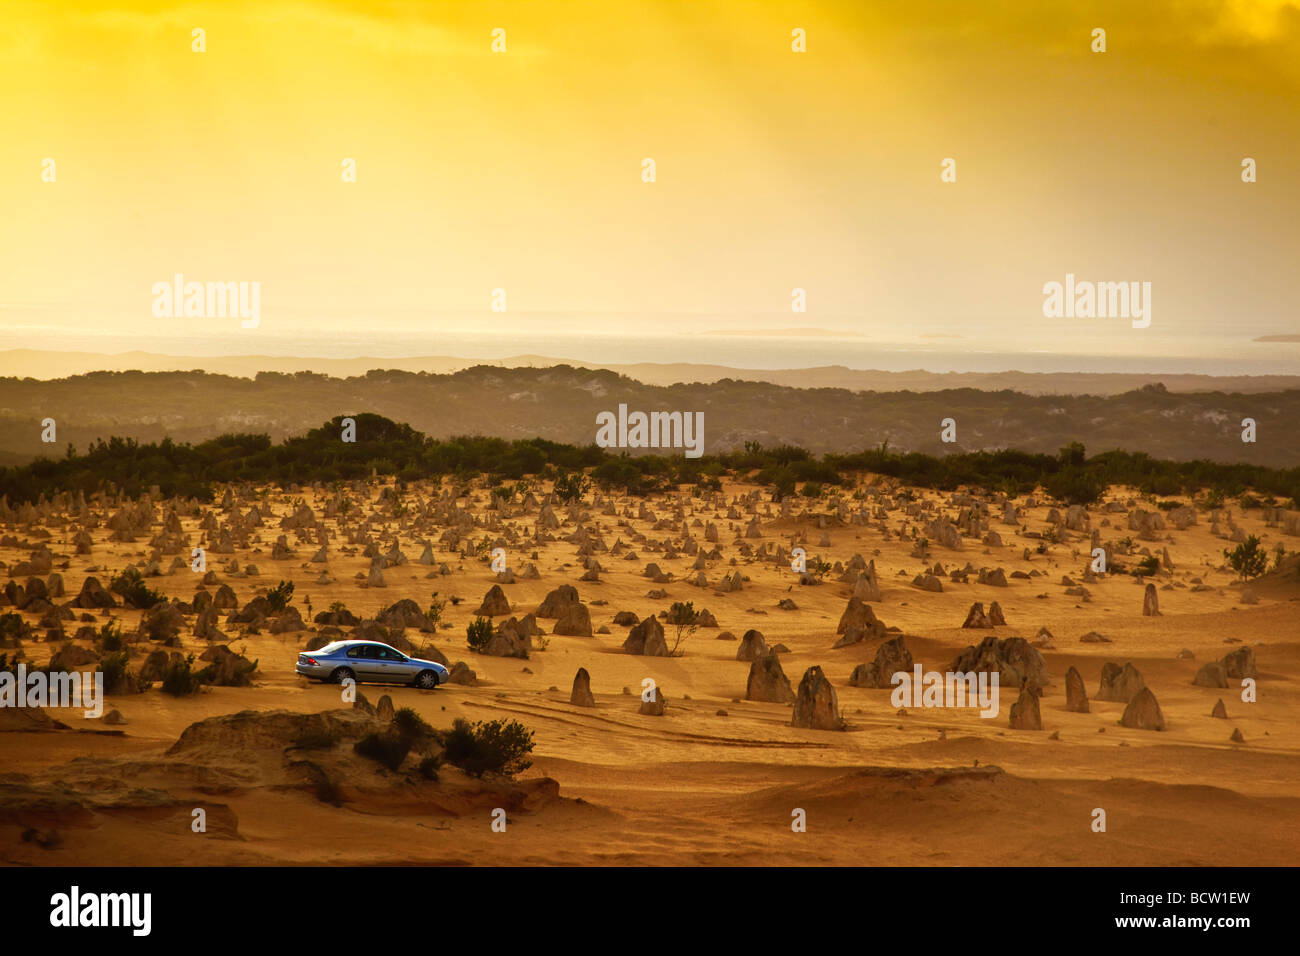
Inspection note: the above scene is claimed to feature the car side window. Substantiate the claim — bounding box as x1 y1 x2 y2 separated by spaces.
378 646 405 661
346 645 365 659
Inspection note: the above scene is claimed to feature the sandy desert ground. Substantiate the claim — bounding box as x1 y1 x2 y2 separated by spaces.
2 476 1298 866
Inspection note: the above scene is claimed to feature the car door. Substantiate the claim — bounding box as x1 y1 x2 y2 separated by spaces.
343 643 372 682
350 644 385 683
375 645 412 683
379 647 413 686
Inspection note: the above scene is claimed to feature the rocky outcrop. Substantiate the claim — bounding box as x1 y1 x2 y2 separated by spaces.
376 599 434 632
623 616 665 655
1096 662 1146 703
962 602 994 628
447 661 476 685
639 684 666 716
1220 647 1257 679
197 644 259 686
1064 665 1089 713
848 636 912 689
570 667 596 707
791 666 844 730
475 585 512 617
536 585 581 618
736 629 769 662
1008 687 1042 730
1193 662 1228 688
73 576 117 609
745 653 795 704
552 601 593 637
1142 582 1160 616
1120 687 1166 730
836 597 887 637
948 636 1047 692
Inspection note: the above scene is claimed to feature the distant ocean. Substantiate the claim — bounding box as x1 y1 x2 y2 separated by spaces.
2 319 1297 376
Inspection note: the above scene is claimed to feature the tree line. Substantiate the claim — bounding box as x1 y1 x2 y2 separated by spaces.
2 415 1297 508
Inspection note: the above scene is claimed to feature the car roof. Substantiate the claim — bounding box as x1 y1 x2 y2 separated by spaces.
317 640 439 663
333 639 401 652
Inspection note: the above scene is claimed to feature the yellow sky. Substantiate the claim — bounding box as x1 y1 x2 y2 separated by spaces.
1 0 1297 362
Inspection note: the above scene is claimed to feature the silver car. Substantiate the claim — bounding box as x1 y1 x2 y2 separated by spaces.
296 640 448 689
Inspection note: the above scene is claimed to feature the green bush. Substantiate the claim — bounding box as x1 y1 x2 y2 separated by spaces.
1058 442 1086 468
665 601 699 657
1139 475 1186 498
267 579 295 612
418 755 443 781
392 706 434 740
97 651 134 693
768 468 796 502
110 567 166 610
1224 536 1269 581
4 414 1299 508
441 717 534 778
426 592 446 628
1042 468 1105 506
160 653 202 696
552 469 590 504
466 616 494 652
1132 555 1160 577
0 612 29 644
97 619 124 652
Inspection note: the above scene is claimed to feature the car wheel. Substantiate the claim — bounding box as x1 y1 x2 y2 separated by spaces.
332 666 355 684
416 670 439 690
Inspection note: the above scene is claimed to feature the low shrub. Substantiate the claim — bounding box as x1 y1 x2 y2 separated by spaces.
441 717 534 778
466 616 493 652
392 706 433 741
267 579 295 612
109 567 166 610
160 653 202 696
97 651 136 693
97 619 124 652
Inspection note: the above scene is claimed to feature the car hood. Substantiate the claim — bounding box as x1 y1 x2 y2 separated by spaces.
408 658 448 673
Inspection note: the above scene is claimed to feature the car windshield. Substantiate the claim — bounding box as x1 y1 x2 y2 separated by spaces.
317 642 347 654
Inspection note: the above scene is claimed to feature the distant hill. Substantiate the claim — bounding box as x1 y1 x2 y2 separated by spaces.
2 348 1299 396
0 365 1295 467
